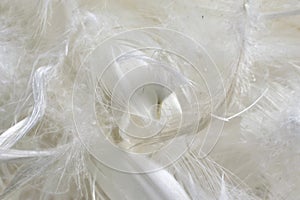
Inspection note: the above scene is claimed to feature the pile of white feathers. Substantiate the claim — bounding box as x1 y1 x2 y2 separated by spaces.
0 0 300 199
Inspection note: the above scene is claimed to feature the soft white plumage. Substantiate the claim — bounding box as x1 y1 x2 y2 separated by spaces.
0 0 299 199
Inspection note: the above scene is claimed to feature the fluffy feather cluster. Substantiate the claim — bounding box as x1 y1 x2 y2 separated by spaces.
0 0 299 199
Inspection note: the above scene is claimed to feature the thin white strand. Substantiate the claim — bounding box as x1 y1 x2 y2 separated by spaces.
0 66 52 149
212 88 269 122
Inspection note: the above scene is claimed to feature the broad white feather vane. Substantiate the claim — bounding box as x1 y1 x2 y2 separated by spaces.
0 0 299 199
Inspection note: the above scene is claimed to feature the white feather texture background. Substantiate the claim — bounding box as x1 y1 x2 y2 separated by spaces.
0 0 299 199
